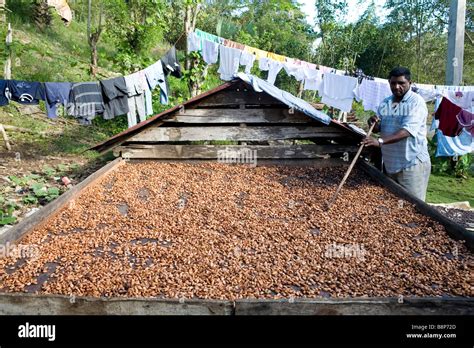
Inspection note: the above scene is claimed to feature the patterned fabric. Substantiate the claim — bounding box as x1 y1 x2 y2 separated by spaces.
377 90 430 174
456 109 474 136
355 79 392 113
435 129 474 157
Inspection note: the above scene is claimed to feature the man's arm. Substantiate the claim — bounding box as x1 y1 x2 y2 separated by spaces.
361 129 410 147
363 99 426 147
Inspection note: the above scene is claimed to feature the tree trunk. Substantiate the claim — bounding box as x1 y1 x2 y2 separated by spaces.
4 22 12 79
90 34 98 77
297 81 304 98
184 2 202 98
33 0 52 30
0 0 6 23
87 0 102 77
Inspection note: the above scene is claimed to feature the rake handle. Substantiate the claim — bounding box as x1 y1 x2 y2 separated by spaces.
326 121 378 210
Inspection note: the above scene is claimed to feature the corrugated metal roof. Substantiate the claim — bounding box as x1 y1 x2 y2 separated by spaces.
89 77 362 153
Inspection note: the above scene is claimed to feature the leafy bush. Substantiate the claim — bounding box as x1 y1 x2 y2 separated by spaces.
0 195 17 226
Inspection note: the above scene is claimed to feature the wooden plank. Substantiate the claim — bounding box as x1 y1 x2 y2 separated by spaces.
359 161 474 251
127 126 347 142
125 158 350 168
0 293 233 315
171 108 297 117
0 158 125 245
115 144 359 160
0 292 470 315
191 90 286 108
164 108 313 123
235 298 474 315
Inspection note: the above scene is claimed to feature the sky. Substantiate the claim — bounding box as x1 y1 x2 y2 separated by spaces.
299 0 390 27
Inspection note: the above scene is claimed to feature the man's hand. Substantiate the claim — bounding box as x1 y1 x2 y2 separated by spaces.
361 136 380 147
367 116 380 126
367 116 381 133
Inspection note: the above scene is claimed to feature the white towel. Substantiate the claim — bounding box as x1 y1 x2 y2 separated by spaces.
321 73 358 112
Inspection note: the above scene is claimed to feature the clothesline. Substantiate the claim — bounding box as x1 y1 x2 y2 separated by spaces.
190 29 473 136
188 29 473 157
0 46 183 129
191 28 474 91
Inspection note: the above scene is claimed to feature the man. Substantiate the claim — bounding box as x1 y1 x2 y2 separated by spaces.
361 67 431 201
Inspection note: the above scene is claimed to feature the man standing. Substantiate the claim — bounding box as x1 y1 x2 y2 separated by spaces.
362 67 431 201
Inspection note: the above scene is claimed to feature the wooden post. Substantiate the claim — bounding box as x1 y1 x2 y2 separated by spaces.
0 0 5 23
446 0 466 85
4 22 12 79
337 111 347 123
0 124 12 151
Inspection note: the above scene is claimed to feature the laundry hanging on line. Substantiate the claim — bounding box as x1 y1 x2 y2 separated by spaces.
435 129 474 157
44 82 73 118
431 96 474 157
0 46 182 128
191 28 474 115
100 77 129 121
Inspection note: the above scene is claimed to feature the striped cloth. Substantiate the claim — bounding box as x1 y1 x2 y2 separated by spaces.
68 82 105 125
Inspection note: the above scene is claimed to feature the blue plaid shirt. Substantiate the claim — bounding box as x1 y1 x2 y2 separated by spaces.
377 90 430 174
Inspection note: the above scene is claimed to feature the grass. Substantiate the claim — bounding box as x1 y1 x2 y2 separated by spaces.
4 5 118 83
426 173 474 207
0 8 132 159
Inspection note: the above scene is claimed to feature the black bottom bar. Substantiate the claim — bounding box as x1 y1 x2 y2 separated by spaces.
0 315 472 346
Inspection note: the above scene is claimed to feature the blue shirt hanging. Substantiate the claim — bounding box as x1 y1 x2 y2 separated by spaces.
5 80 45 105
0 80 8 106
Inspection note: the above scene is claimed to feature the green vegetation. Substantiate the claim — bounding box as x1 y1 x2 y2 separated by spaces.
0 195 17 226
1 162 85 223
427 174 474 206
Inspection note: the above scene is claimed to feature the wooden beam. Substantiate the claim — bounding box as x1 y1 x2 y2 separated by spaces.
0 292 470 315
164 108 314 123
191 90 286 108
0 158 125 245
114 144 359 160
0 293 233 315
171 108 295 117
127 126 347 143
234 297 474 315
164 116 310 124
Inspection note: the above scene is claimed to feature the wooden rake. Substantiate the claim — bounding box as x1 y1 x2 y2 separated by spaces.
326 121 378 210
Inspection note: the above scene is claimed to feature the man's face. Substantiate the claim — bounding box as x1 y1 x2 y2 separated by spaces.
389 75 411 99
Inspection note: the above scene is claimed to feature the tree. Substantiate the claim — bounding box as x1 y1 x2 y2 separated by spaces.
32 0 52 30
384 0 450 82
184 0 203 97
105 0 167 73
87 0 103 77
225 0 317 93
